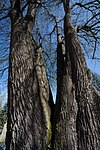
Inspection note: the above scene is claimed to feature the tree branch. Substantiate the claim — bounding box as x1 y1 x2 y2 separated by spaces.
0 67 8 77
71 0 100 12
92 39 97 59
84 12 100 26
0 15 9 21
25 0 37 18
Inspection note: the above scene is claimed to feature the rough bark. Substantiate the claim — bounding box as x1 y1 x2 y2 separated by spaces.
53 3 100 150
34 46 54 149
6 1 53 149
6 1 100 149
52 23 78 150
64 10 100 149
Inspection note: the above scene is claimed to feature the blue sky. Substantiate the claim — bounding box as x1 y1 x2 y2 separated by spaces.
86 48 100 74
87 59 100 74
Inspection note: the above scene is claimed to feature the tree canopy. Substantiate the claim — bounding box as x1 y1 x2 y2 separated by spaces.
0 0 100 85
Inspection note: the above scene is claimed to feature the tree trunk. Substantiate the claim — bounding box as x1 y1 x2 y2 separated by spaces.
53 4 100 150
53 23 78 150
6 1 53 149
34 46 54 149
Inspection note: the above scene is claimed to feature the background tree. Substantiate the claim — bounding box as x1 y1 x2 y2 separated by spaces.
0 103 7 128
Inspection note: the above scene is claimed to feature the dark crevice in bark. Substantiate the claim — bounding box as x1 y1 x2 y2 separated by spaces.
48 87 55 128
51 29 65 149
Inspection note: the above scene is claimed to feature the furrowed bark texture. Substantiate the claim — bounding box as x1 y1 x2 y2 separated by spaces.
64 11 100 149
52 24 78 150
6 1 53 149
53 6 100 150
34 46 54 149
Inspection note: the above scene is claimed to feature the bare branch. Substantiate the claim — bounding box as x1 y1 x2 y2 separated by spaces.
92 39 97 59
0 15 9 21
84 12 100 26
0 67 8 77
71 0 99 9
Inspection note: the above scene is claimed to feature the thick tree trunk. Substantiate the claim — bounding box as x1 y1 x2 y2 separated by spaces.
53 24 78 150
64 11 100 149
53 5 100 150
6 1 53 149
34 46 54 149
